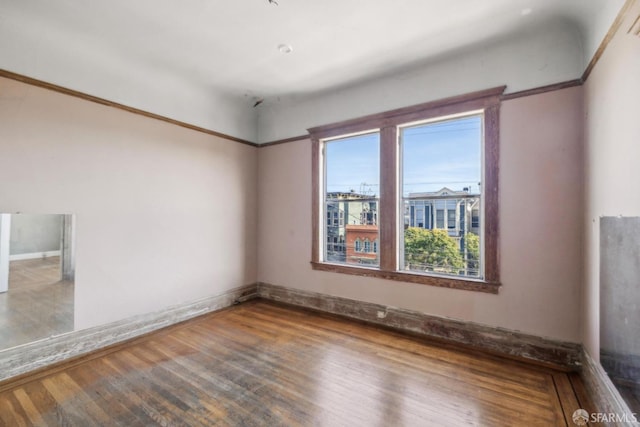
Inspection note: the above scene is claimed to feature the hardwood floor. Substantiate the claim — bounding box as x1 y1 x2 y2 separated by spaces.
0 300 596 426
617 383 640 414
0 257 74 350
9 257 62 290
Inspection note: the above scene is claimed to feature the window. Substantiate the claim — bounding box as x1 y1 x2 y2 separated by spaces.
436 209 444 229
447 209 456 229
323 132 380 267
310 86 503 293
401 115 482 278
472 208 480 228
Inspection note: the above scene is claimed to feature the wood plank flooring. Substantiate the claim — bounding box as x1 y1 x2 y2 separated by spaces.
9 257 62 290
0 257 73 350
0 300 596 426
617 383 640 414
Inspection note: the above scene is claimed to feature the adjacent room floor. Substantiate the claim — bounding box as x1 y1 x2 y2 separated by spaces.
0 300 594 426
0 257 74 349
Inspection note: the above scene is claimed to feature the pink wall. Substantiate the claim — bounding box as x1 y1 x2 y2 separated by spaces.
583 1 640 359
0 77 258 331
258 86 584 342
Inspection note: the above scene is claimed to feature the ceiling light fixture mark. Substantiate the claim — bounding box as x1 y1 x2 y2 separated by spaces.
278 44 293 54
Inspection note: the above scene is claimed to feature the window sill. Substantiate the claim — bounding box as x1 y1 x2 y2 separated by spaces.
310 261 501 294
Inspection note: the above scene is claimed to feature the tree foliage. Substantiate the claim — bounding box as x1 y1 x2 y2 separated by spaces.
404 228 464 273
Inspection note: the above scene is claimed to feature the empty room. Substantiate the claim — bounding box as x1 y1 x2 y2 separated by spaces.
0 0 639 425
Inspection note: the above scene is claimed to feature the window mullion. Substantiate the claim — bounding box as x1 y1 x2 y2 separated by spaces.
379 126 398 272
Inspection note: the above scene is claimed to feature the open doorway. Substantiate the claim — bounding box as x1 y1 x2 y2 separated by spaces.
0 213 75 350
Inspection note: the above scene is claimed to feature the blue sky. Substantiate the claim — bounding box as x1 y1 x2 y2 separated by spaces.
325 115 482 196
325 132 380 195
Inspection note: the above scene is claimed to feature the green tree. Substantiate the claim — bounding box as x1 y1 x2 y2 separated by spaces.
464 233 480 275
404 228 464 273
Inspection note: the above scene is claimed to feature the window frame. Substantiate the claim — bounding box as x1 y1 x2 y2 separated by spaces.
309 86 504 294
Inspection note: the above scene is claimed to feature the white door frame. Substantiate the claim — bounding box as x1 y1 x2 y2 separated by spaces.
0 214 11 293
61 214 75 281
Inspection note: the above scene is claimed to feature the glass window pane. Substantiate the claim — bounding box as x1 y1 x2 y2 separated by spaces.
324 132 379 267
401 115 482 278
436 210 444 229
447 209 456 229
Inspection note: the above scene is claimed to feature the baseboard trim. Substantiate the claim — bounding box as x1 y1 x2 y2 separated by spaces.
9 250 61 261
580 349 638 426
0 284 257 384
256 282 581 370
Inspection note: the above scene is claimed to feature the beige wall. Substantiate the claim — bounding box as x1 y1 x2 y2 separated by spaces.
583 1 640 359
258 86 584 342
0 77 258 331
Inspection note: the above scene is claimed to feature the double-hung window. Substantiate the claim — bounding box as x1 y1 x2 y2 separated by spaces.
310 87 503 293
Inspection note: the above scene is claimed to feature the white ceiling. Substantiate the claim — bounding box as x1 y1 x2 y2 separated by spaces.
0 0 624 142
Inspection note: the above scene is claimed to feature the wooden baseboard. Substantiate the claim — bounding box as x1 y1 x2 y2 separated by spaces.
580 349 638 426
9 250 61 261
600 349 640 389
256 282 581 370
0 284 258 383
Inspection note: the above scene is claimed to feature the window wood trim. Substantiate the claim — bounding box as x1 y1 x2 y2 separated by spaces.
309 86 505 293
308 86 506 137
483 104 501 284
379 126 398 272
310 261 500 294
